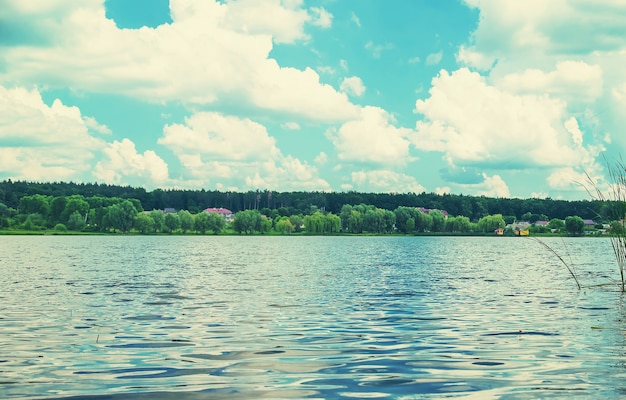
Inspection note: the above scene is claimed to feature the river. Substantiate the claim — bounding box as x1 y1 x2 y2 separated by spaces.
0 235 625 398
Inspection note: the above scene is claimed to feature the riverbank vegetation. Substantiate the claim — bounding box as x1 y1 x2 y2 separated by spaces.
1 180 623 237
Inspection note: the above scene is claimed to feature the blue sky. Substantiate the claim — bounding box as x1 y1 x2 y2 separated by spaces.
1 0 625 200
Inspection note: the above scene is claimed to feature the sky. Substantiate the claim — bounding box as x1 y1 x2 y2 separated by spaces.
1 0 626 200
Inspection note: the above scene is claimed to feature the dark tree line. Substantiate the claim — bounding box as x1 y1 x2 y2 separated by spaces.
0 179 616 222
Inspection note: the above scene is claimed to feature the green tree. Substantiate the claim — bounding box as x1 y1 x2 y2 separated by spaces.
164 213 181 233
177 210 194 233
304 211 324 233
107 200 138 233
547 218 565 232
565 216 585 236
134 212 155 234
61 195 89 224
416 211 433 232
453 216 471 232
347 210 363 233
22 213 46 230
233 209 261 234
150 210 165 233
18 194 50 218
207 212 225 234
394 206 415 233
610 220 626 235
275 217 293 234
326 213 341 233
289 214 304 232
259 215 272 234
406 217 415 233
429 210 445 232
49 196 67 225
67 211 86 231
53 223 68 232
477 214 505 233
194 212 211 234
382 210 396 233
340 204 353 231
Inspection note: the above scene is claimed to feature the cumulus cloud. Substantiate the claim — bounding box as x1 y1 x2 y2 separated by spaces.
161 112 279 162
159 111 329 191
340 76 366 97
461 0 626 65
83 116 112 135
309 7 333 28
327 106 414 166
314 152 328 165
94 139 169 187
453 0 626 197
457 173 511 198
497 61 603 103
0 85 104 181
351 170 426 193
221 0 311 43
413 68 598 170
0 0 359 123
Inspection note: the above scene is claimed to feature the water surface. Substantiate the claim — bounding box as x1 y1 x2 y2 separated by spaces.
1 236 625 398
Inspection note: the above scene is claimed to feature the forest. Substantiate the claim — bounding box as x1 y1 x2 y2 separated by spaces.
0 179 623 236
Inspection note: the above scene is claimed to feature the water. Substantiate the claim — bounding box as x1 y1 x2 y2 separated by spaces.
1 235 625 399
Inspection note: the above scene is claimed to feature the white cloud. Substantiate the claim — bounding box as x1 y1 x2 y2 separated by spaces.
365 41 393 58
350 12 361 27
435 186 451 195
314 152 327 165
457 173 510 198
94 139 169 187
0 85 104 181
317 66 335 75
425 51 443 66
159 111 329 191
249 64 359 121
497 61 603 103
281 121 301 130
351 170 425 193
160 112 280 162
461 0 626 66
340 76 366 97
309 7 333 28
0 0 359 123
456 45 495 71
217 0 311 44
413 68 598 170
83 116 112 135
327 106 414 166
408 56 421 64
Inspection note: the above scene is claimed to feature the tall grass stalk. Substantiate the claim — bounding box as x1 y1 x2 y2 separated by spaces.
532 237 581 290
585 156 626 292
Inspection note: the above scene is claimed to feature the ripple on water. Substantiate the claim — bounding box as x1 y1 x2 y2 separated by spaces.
0 236 625 399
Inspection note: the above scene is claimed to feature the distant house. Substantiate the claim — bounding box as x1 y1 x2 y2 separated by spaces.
583 219 596 227
508 221 530 231
416 207 449 219
163 208 177 214
204 207 234 223
535 220 549 227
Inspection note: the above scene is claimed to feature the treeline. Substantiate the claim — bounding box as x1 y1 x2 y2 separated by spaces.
3 190 620 236
0 180 616 222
